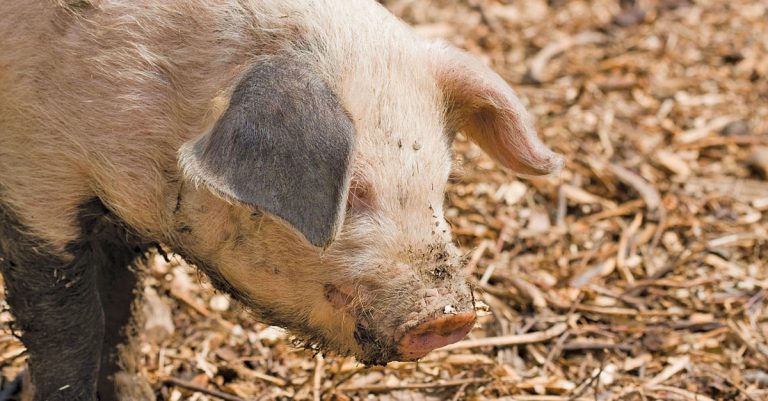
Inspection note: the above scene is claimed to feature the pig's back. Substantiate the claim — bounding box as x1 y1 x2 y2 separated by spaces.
0 0 257 249
0 0 426 249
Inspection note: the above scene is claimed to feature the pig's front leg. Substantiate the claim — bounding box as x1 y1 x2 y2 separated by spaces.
0 199 149 401
1 247 104 401
96 253 153 401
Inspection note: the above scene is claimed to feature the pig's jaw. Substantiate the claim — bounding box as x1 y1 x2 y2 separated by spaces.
192 263 476 365
318 276 477 365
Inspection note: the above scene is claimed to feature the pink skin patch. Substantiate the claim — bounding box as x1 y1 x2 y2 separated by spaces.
323 283 356 309
347 173 376 211
397 311 476 361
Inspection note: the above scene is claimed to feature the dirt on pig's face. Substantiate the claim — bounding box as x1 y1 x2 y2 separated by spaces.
172 103 477 364
174 186 476 364
315 211 477 365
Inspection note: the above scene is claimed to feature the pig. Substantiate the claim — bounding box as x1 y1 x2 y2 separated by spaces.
0 0 563 400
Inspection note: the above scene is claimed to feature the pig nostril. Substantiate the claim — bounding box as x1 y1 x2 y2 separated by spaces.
397 311 476 361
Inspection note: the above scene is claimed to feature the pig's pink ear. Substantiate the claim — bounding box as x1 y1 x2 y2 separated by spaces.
431 44 563 176
179 56 354 248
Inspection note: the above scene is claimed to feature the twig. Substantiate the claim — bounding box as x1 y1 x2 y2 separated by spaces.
465 240 490 275
573 304 639 316
607 163 667 252
607 164 661 212
450 382 470 401
313 354 324 401
569 360 604 400
580 199 645 224
169 287 235 330
505 397 593 401
700 368 759 401
169 287 211 317
643 355 689 387
617 213 643 280
509 277 548 310
543 330 571 373
621 253 682 297
543 292 581 371
231 361 288 387
678 134 768 149
674 116 739 144
528 32 606 83
726 319 768 361
562 342 633 352
331 366 367 389
339 377 491 393
467 0 505 35
645 385 716 401
162 376 246 401
556 185 568 229
439 323 568 351
743 288 766 313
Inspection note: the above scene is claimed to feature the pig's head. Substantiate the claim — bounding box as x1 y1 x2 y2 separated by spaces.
174 43 562 365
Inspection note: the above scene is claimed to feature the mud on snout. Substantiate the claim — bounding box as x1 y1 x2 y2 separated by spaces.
325 272 477 366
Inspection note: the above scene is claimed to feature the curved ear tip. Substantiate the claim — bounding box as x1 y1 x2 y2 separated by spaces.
517 151 566 177
543 152 566 175
298 216 345 249
305 231 335 249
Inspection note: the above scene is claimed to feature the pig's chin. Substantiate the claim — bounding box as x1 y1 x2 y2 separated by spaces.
351 322 401 366
290 321 400 366
253 306 403 365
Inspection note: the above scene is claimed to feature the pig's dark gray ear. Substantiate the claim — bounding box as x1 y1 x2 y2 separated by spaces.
179 58 355 248
431 44 564 176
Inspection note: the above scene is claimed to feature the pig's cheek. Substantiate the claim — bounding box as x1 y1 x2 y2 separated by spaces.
323 283 363 310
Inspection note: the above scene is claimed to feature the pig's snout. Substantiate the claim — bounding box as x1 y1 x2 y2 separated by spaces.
397 310 476 360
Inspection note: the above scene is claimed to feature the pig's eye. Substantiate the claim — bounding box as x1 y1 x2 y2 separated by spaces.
347 176 375 212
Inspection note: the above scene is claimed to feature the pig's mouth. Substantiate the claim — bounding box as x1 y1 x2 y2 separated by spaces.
332 283 477 365
395 310 476 361
351 307 476 365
